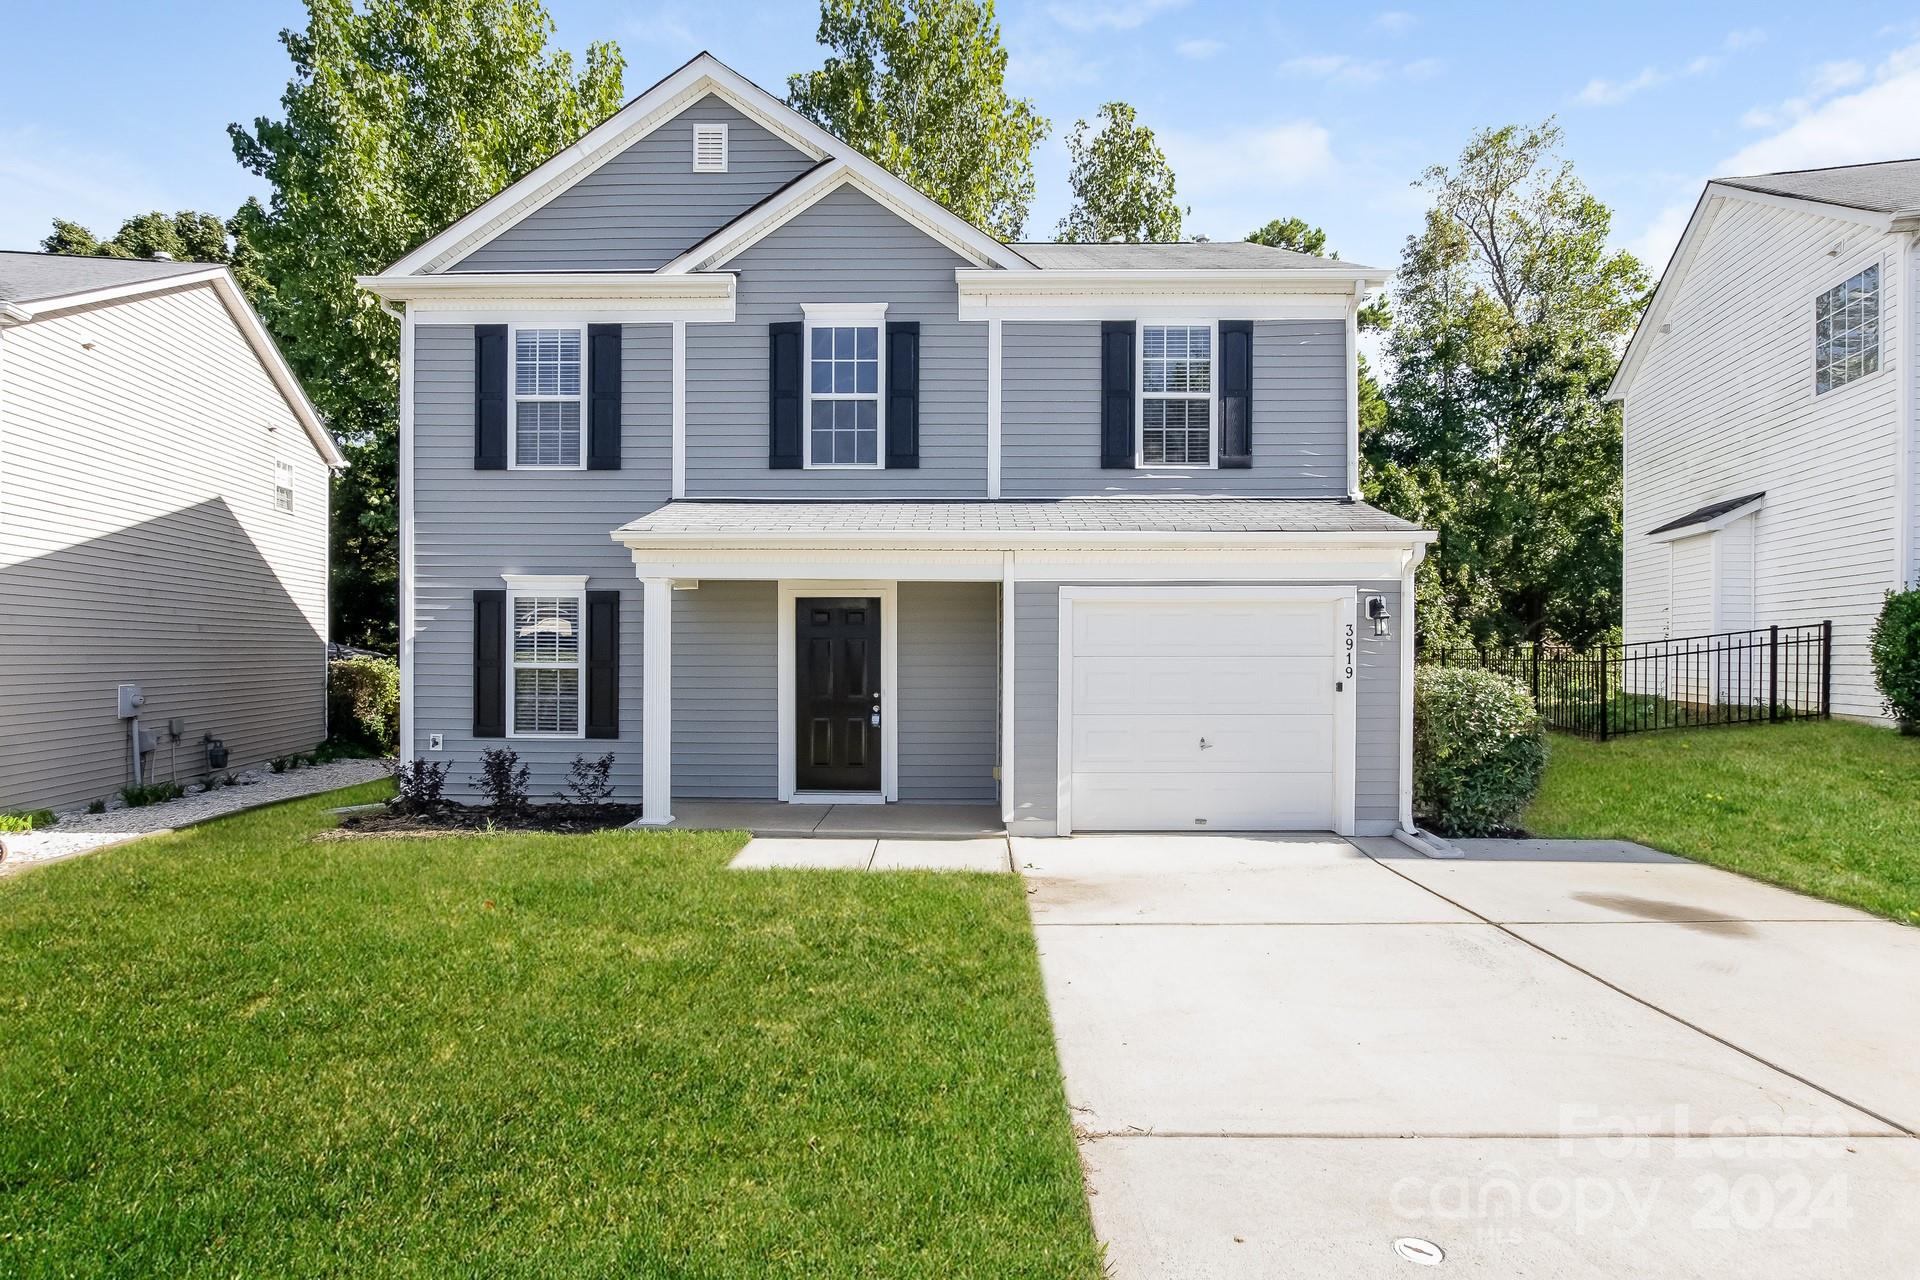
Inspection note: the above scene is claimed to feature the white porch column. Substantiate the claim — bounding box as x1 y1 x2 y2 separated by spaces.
639 576 674 825
1000 552 1016 825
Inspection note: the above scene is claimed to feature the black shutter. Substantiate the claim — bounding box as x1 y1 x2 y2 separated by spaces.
472 589 506 738
1100 320 1135 469
585 590 619 739
475 325 508 470
1218 321 1253 469
885 321 920 469
587 324 622 470
768 320 803 469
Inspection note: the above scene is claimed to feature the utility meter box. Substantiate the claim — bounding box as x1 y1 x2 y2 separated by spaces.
117 683 145 719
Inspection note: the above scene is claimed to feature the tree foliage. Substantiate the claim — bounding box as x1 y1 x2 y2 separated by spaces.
788 0 1046 239
227 0 624 647
43 210 233 264
1245 216 1327 257
1371 120 1649 649
1057 102 1184 243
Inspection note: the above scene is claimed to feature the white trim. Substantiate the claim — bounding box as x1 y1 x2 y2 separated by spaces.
1899 231 1917 589
955 266 1385 322
638 577 675 825
614 525 1438 551
382 54 1030 277
1399 543 1426 833
691 121 728 172
775 582 898 803
1053 585 1358 837
986 319 1003 499
1137 319 1218 469
793 791 888 806
671 320 687 499
802 307 887 470
357 272 736 318
503 583 589 740
507 323 588 470
1000 551 1016 824
398 306 417 759
1347 284 1363 500
1645 494 1766 543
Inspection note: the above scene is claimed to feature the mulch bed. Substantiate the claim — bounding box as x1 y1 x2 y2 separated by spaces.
325 805 643 839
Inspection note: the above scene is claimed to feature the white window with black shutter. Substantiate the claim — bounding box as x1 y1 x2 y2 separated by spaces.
1139 321 1216 467
473 577 617 740
771 306 919 470
510 326 585 469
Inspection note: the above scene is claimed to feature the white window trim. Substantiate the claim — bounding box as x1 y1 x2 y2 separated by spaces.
502 574 589 739
272 457 295 513
801 302 888 470
1811 258 1883 398
691 122 729 172
508 323 588 470
1136 319 1219 470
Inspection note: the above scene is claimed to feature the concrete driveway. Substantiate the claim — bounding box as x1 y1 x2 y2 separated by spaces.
1018 834 1920 1278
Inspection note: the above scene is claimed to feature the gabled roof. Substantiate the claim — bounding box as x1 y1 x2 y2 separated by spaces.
381 52 1033 277
1717 158 1920 215
0 250 345 469
1645 492 1765 540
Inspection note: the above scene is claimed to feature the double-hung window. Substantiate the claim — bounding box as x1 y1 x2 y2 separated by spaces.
1140 322 1215 466
804 304 885 468
512 326 585 467
272 458 295 513
507 582 584 737
1814 264 1879 394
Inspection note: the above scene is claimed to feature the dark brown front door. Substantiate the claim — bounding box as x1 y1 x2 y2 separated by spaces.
796 597 882 793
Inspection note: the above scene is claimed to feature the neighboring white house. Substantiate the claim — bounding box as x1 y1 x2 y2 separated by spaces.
0 252 346 812
1610 160 1920 722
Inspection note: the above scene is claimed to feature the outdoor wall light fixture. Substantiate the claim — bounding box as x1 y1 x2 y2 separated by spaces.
1366 594 1392 638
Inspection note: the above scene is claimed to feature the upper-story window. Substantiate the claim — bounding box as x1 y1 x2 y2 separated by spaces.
512 326 584 468
804 304 886 468
272 458 295 512
1140 322 1215 466
1814 264 1878 394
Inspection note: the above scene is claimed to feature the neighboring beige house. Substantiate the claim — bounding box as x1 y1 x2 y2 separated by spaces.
1611 160 1920 722
0 251 345 811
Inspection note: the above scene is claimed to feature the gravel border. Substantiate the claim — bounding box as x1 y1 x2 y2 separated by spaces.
0 759 392 875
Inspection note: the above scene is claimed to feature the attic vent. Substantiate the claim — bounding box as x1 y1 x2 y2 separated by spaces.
692 123 728 173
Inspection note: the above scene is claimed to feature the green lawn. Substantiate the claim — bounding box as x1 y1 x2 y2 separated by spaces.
0 783 1101 1279
1526 720 1920 925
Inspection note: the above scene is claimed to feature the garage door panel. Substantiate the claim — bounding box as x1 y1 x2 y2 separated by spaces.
1073 658 1331 717
1071 771 1335 832
1073 714 1335 773
1074 602 1333 658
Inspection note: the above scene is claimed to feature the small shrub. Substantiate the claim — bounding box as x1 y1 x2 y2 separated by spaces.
1413 665 1549 837
120 780 186 808
559 753 617 810
472 748 531 816
86 799 107 815
391 758 449 815
313 736 377 764
328 656 400 754
0 809 58 833
270 757 289 774
1870 589 1920 732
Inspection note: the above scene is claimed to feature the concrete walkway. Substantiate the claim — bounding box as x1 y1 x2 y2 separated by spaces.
1019 833 1920 1278
663 800 1002 839
729 835 1011 872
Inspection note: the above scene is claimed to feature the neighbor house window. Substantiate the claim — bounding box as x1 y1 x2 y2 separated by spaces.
272 458 295 513
508 589 583 736
1140 323 1215 466
804 304 886 468
512 326 584 467
1815 264 1879 394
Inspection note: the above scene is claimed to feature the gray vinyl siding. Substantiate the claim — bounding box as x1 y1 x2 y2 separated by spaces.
449 96 816 272
0 284 330 813
999 320 1350 497
685 184 989 497
408 323 669 801
1010 581 1401 836
898 582 998 802
672 580 777 799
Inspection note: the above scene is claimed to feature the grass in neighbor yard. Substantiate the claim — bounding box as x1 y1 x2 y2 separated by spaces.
0 783 1101 1279
1527 720 1920 925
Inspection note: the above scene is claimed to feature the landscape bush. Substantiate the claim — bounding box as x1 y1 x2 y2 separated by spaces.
0 809 58 833
1413 665 1549 837
391 758 449 815
327 656 400 754
120 781 186 808
559 753 617 810
1870 588 1920 732
473 748 531 816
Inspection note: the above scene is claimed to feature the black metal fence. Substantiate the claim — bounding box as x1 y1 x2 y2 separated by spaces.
1426 622 1832 739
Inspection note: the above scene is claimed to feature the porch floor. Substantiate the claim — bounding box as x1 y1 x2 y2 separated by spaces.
650 800 1004 840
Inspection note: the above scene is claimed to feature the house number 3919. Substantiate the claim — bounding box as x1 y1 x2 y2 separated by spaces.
1344 623 1356 682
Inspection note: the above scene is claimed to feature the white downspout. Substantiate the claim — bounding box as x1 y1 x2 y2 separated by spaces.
1897 229 1917 591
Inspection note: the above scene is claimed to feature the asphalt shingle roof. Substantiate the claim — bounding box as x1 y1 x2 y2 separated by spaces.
1716 159 1920 214
616 498 1422 538
0 250 212 306
1009 241 1376 272
1645 492 1765 537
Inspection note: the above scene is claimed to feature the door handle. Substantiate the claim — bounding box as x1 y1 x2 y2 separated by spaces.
870 704 881 726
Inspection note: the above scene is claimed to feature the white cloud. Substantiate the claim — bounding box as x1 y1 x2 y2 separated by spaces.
1723 27 1766 50
1282 54 1389 86
1370 10 1417 35
1161 120 1335 206
1743 59 1867 129
1046 0 1187 33
1402 57 1444 81
1006 42 1103 88
1176 37 1224 60
1575 65 1670 106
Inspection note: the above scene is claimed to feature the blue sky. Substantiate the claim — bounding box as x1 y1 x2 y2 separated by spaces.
7 1 1920 278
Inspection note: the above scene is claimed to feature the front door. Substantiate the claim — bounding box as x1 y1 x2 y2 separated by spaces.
795 597 882 793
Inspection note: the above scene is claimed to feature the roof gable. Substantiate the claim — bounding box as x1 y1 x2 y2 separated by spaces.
384 52 1032 277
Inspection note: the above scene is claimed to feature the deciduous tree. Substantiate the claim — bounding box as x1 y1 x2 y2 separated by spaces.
1057 102 1183 243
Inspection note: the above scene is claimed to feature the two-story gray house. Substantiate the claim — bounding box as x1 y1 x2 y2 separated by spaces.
360 53 1433 838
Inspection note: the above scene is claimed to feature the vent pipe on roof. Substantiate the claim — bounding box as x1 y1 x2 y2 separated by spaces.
150 252 173 261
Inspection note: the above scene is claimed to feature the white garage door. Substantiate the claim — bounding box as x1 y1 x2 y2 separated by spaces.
1066 595 1341 832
